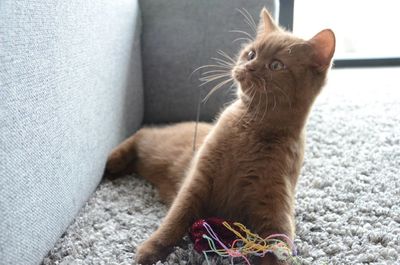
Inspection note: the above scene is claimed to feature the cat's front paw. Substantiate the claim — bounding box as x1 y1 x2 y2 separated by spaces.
135 239 172 265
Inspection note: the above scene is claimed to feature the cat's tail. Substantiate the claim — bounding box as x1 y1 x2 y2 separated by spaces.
104 131 141 180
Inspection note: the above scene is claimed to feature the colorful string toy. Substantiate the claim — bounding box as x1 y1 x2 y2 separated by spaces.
190 217 300 265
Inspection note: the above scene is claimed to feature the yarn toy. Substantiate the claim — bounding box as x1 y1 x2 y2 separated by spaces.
190 217 300 265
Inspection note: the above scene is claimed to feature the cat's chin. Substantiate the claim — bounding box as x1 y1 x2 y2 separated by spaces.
238 80 256 92
233 74 245 83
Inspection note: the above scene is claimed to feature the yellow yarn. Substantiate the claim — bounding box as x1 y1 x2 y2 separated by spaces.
201 220 300 264
222 221 292 256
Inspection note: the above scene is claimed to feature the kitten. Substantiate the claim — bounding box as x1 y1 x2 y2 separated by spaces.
106 8 335 265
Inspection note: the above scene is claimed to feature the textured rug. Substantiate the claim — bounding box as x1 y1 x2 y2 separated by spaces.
43 68 400 265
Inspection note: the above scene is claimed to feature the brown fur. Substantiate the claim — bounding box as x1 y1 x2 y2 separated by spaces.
105 8 335 265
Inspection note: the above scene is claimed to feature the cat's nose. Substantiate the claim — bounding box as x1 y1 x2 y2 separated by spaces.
245 64 256 72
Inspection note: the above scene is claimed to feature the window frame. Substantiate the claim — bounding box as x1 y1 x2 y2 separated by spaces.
278 0 400 68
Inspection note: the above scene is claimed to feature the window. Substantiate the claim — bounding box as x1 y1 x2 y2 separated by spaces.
280 0 400 67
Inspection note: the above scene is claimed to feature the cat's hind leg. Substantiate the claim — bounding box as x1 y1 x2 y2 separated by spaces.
105 124 203 205
105 130 182 207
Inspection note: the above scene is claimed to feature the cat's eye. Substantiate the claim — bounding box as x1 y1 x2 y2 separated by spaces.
269 60 286 71
247 50 256 61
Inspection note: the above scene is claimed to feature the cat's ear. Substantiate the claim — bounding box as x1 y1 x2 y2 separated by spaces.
308 29 336 71
258 7 278 37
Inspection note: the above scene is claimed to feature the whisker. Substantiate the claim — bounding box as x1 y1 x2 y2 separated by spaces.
211 57 234 67
232 37 252 44
258 77 270 122
196 64 232 70
200 78 231 86
200 72 231 79
190 65 231 79
203 78 233 103
259 76 267 93
199 74 231 86
272 93 277 110
249 88 262 123
241 8 258 33
190 64 232 78
242 93 256 125
271 81 292 109
200 73 231 81
249 76 269 123
237 8 257 34
229 30 254 40
199 75 232 86
217 50 236 64
260 91 268 122
237 85 256 125
223 98 238 108
242 16 257 35
201 69 229 76
222 84 238 108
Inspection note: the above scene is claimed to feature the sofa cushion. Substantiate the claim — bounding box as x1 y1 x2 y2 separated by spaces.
0 1 143 264
140 0 277 123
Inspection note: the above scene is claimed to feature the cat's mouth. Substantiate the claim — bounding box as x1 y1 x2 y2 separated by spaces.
233 67 268 93
233 68 249 82
233 68 259 90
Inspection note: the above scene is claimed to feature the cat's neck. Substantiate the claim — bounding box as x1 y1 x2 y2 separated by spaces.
230 94 312 136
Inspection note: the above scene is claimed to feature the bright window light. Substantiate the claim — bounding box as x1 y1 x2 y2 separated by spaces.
293 0 400 59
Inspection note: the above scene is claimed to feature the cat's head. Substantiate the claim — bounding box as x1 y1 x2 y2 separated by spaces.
232 8 335 111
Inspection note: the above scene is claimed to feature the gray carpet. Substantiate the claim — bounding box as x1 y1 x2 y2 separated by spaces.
43 68 400 265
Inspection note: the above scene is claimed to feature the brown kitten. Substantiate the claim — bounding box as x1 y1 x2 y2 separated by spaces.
106 8 335 265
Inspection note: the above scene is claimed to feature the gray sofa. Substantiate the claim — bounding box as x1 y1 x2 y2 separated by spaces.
0 0 276 264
